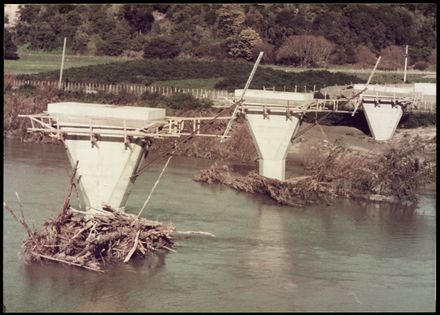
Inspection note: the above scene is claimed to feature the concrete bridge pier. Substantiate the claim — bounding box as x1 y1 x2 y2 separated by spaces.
236 89 313 181
45 102 166 211
362 101 403 141
246 113 301 181
64 138 150 210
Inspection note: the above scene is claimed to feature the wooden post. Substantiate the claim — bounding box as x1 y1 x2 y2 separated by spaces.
403 45 408 83
58 37 67 89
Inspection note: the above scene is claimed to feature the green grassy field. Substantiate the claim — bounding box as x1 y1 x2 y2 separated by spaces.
4 52 138 75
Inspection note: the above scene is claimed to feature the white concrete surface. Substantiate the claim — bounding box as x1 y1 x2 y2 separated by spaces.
353 84 414 95
363 103 403 141
235 89 314 106
246 112 300 180
64 139 147 210
48 102 166 126
413 83 436 96
47 102 164 210
354 83 436 97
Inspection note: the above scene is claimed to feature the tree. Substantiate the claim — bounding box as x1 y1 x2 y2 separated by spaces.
97 21 131 56
225 27 262 60
71 29 90 54
216 4 245 37
251 41 275 63
379 45 405 70
355 45 377 67
4 28 19 60
122 5 155 34
143 37 181 59
276 35 334 67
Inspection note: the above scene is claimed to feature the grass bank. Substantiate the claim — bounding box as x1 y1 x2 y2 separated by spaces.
4 52 138 75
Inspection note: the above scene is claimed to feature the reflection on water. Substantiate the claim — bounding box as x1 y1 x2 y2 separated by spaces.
3 140 436 312
19 253 167 312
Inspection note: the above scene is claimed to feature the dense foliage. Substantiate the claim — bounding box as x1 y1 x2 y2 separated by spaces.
4 28 19 60
17 59 363 91
8 4 436 68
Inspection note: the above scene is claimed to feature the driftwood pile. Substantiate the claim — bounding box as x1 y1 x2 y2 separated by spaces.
195 136 436 207
4 204 176 273
4 161 176 272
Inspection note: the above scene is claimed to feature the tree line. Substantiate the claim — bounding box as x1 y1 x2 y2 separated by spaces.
5 4 437 69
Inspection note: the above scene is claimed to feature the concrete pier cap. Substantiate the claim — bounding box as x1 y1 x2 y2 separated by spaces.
47 102 166 210
352 85 414 141
236 89 313 181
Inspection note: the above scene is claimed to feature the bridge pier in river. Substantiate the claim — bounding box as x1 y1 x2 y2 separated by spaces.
236 89 314 181
47 102 166 210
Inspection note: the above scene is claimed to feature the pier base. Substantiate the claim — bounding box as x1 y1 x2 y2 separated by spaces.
64 138 148 210
363 103 403 141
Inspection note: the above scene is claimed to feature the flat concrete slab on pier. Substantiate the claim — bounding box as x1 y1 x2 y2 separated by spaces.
47 102 166 128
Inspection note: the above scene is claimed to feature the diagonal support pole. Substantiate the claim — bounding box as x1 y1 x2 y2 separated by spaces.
352 56 381 116
220 51 264 142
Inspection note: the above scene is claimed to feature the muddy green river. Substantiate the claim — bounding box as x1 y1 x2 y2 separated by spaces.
3 140 436 312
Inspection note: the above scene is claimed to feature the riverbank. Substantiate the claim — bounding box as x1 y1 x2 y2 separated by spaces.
196 126 436 207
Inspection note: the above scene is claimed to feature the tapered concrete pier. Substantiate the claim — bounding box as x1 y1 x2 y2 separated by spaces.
362 101 403 141
47 102 166 210
354 83 436 141
237 89 314 180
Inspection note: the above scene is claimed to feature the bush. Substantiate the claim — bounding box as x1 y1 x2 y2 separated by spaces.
399 112 436 128
413 61 428 71
165 93 212 110
4 28 19 60
143 37 181 59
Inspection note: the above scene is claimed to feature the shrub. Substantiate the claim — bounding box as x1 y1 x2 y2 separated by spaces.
399 112 436 128
4 28 19 60
379 45 405 70
165 93 212 110
356 45 377 67
413 61 428 71
143 37 181 59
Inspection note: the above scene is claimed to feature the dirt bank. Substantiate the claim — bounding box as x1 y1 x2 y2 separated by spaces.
288 123 436 161
196 130 436 207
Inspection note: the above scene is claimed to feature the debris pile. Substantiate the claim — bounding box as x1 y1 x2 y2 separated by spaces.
195 136 436 207
4 204 176 272
4 161 175 272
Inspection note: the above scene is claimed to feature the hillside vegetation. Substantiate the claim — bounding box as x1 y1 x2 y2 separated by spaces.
5 4 436 70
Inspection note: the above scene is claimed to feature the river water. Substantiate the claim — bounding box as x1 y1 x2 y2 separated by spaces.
3 140 436 312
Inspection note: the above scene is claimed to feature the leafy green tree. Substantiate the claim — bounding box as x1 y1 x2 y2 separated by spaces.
97 21 130 56
71 29 90 54
122 5 155 34
216 4 245 37
4 28 19 60
204 9 217 26
225 27 262 60
276 35 334 67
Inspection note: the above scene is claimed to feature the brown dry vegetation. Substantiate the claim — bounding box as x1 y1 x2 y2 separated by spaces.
151 121 258 163
4 75 62 142
195 136 436 207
